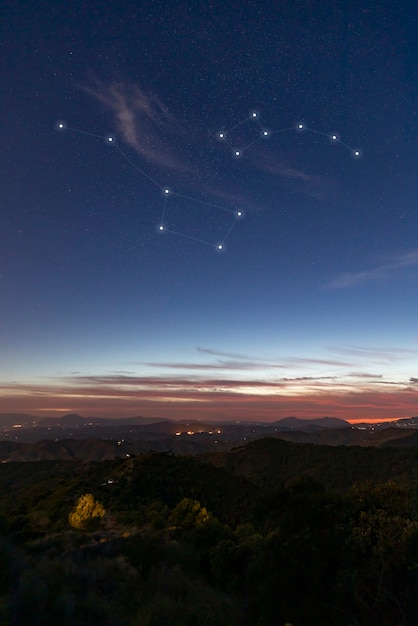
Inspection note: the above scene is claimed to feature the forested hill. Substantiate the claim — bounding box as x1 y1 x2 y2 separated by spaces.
2 439 418 625
205 437 418 491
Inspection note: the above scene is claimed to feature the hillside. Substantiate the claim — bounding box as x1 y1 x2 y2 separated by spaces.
2 420 418 462
0 440 418 624
206 437 418 491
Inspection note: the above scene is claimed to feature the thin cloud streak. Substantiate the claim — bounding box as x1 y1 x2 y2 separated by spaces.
140 360 287 371
250 147 337 200
327 250 418 288
195 347 353 368
330 345 418 362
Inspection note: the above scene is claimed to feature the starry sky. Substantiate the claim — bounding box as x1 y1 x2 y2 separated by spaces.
2 0 418 421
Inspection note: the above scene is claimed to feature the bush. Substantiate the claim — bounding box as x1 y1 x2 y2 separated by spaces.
68 494 105 531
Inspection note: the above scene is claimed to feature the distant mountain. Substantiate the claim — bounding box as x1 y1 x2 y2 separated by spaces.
273 416 350 430
3 413 418 456
35 414 174 427
272 426 417 447
3 413 418 431
0 413 179 428
391 417 418 428
0 414 37 427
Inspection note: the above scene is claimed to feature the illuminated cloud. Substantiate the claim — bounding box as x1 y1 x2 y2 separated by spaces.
1 367 418 422
1 344 417 422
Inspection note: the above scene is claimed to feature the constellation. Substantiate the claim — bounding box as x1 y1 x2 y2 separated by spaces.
56 111 361 252
56 121 242 252
217 111 361 159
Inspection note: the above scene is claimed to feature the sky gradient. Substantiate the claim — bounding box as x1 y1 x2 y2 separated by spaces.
2 0 418 421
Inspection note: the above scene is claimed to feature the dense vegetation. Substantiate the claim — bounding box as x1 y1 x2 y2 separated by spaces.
1 438 418 624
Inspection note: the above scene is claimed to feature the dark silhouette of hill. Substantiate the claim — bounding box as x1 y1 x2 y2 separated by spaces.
0 414 36 427
2 438 418 536
1 425 418 461
270 427 360 446
2 439 418 625
272 425 417 446
381 429 418 447
273 416 350 429
3 413 418 459
205 437 418 491
0 413 173 428
0 436 235 462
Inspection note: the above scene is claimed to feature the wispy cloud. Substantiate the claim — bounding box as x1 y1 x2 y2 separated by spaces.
331 345 418 362
250 147 337 200
253 151 318 183
3 344 418 420
348 372 384 379
58 374 280 389
141 360 286 371
196 347 263 361
2 373 418 421
81 81 340 212
196 347 351 368
82 81 197 174
279 376 336 382
327 250 418 289
81 80 268 217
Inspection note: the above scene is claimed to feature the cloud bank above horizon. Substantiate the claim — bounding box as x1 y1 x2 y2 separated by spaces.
2 344 417 422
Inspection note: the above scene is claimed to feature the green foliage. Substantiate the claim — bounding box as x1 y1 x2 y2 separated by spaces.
169 498 210 530
3 444 418 624
68 494 105 530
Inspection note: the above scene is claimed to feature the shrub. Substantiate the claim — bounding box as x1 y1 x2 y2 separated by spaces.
68 494 105 531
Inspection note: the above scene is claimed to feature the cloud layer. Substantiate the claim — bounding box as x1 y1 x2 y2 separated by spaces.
2 344 417 421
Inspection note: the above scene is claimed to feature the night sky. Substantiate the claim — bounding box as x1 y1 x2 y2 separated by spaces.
3 0 418 421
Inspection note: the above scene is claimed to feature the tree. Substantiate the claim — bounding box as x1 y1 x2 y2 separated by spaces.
169 498 210 531
68 493 105 530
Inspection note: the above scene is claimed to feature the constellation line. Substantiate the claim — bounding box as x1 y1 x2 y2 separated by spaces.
56 110 361 253
217 112 362 159
159 227 223 249
56 120 242 251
